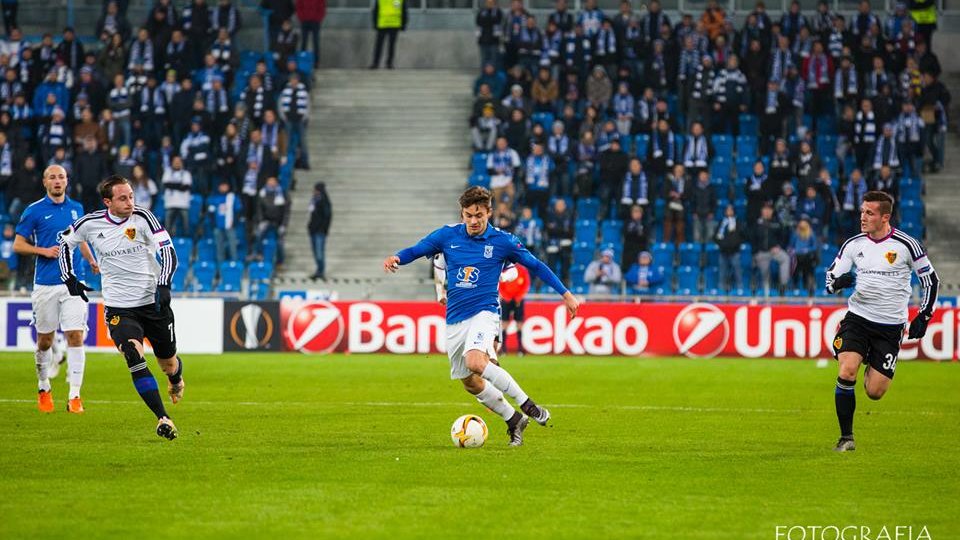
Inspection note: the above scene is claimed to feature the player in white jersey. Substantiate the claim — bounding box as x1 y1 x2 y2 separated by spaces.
825 191 939 452
58 176 185 440
13 165 98 413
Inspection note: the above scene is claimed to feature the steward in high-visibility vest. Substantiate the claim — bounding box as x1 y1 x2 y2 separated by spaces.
909 0 938 47
370 0 408 69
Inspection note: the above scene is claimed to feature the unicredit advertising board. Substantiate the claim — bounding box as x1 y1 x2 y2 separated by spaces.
279 300 959 360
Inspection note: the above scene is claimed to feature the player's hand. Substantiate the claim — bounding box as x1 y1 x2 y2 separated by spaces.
908 313 930 340
39 245 60 258
827 272 854 294
383 255 400 274
562 291 579 319
64 276 93 302
155 285 171 313
89 261 100 274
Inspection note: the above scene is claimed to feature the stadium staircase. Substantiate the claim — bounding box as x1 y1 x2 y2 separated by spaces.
277 69 474 294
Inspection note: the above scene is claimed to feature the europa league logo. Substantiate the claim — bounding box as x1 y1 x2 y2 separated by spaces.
230 304 275 349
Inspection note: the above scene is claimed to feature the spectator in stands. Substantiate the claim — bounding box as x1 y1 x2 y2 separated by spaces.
211 0 242 38
210 28 238 86
853 98 878 169
598 138 628 220
164 30 192 76
471 103 500 153
113 144 136 179
170 77 196 146
624 251 663 294
96 1 131 43
369 0 407 70
714 203 743 290
689 170 717 243
107 73 132 148
207 178 242 264
0 223 16 290
474 64 505 100
6 155 41 223
620 158 649 222
297 0 326 68
487 136 520 210
681 121 709 179
240 74 270 125
752 203 790 294
131 164 158 210
870 123 901 178
503 108 529 157
254 176 289 265
180 116 213 196
896 100 924 178
183 0 213 62
621 204 649 272
146 6 174 51
272 18 298 67
279 72 310 169
514 206 542 255
544 197 573 281
647 118 675 190
789 218 819 294
263 0 296 45
73 137 109 211
662 163 687 245
798 185 826 235
872 165 899 202
531 68 558 114
585 65 612 114
774 181 798 230
306 181 332 279
1 0 16 35
918 71 948 174
523 143 553 219
584 248 622 295
475 0 503 69
612 81 634 136
0 131 15 191
162 155 193 237
795 140 821 194
711 55 749 134
129 28 156 74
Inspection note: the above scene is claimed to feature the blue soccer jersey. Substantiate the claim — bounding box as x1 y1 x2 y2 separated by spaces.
396 223 568 324
15 196 84 286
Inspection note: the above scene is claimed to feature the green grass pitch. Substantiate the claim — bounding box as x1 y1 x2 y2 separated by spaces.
1 353 957 539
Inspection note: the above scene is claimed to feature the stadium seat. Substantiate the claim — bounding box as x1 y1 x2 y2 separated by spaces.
573 242 595 266
822 155 839 178
704 243 720 268
900 200 924 226
296 50 315 77
739 243 753 274
218 261 244 293
170 264 188 292
820 244 839 265
248 261 274 281
601 220 622 246
816 115 837 135
634 134 649 159
677 266 699 291
710 156 731 181
576 198 600 221
472 152 488 174
711 135 733 160
172 238 193 264
575 220 598 242
468 173 490 189
816 135 837 158
652 242 675 267
735 135 758 159
191 261 216 292
531 112 554 129
259 238 278 264
570 263 587 286
703 267 719 291
735 155 755 181
678 243 701 267
738 114 758 137
733 199 747 222
188 194 204 230
196 238 216 263
900 221 923 239
900 178 921 203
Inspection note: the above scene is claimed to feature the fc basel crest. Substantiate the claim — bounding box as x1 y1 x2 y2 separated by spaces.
833 336 843 350
885 251 897 264
125 227 136 240
110 315 120 326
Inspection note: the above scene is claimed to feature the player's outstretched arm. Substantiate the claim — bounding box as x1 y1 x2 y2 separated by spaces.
908 255 939 339
510 243 578 319
58 227 93 302
825 243 855 294
384 229 445 274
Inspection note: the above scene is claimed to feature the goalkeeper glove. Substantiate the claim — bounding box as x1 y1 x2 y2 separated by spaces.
155 285 171 313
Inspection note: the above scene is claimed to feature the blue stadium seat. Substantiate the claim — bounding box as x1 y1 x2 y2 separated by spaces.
677 266 699 291
188 194 204 229
899 200 924 226
735 155 755 180
710 156 731 181
172 237 193 264
218 261 244 293
619 134 633 155
735 135 758 158
573 243 595 266
296 50 315 76
816 115 837 135
704 243 719 268
240 50 261 72
531 112 554 129
820 244 839 265
822 155 839 178
738 114 758 137
816 134 837 157
711 135 734 160
814 267 827 290
171 264 188 292
472 152 488 174
576 198 599 220
899 221 923 239
575 220 598 242
601 220 622 246
786 288 807 298
570 263 587 286
739 243 753 274
678 242 701 267
900 178 921 203
260 238 278 264
703 267 719 291
248 261 274 281
733 199 747 222
634 134 649 159
652 242 675 267
468 173 490 189
191 261 216 292
196 238 216 263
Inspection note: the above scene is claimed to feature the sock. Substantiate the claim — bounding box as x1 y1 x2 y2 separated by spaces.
122 344 168 419
481 362 529 406
35 348 52 392
67 347 85 399
506 411 524 430
835 376 856 438
167 357 183 385
520 397 542 418
474 380 516 421
516 329 524 354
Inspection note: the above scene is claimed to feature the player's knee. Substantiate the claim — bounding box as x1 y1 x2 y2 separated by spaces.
865 386 886 400
461 375 484 395
119 340 142 366
464 351 488 374
64 331 84 347
36 334 54 350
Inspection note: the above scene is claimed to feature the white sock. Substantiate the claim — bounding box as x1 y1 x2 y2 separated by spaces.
474 380 516 421
35 348 52 392
67 347 86 399
481 362 529 406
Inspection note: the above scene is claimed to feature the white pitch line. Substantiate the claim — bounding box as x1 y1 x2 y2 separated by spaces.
0 398 950 416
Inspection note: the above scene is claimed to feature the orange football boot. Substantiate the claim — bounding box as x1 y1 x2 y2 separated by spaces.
67 397 85 414
38 390 54 413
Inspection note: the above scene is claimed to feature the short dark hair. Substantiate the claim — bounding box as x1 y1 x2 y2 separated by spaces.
459 187 493 210
98 175 131 200
863 190 894 216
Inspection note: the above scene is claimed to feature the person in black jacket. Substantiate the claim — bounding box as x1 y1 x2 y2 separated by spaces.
308 182 332 280
714 203 743 291
476 0 503 70
72 137 110 212
6 155 42 222
752 203 790 294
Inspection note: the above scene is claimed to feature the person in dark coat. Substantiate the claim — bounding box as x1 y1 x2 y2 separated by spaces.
72 137 110 212
307 182 332 279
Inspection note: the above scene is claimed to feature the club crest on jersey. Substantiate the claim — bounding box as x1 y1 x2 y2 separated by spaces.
455 266 480 288
885 251 897 264
110 315 120 326
833 336 843 350
70 210 78 220
125 227 136 240
484 245 493 258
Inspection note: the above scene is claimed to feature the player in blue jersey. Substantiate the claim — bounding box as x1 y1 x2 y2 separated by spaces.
13 165 98 413
383 187 579 446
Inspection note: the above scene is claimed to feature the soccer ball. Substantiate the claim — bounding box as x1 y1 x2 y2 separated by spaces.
451 415 488 448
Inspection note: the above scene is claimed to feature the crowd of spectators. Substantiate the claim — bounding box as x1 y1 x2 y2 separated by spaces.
0 0 325 291
470 0 950 296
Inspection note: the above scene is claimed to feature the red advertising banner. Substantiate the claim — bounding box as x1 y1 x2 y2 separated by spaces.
279 300 958 360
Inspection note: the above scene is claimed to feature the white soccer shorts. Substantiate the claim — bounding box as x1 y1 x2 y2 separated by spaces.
446 310 500 380
31 284 88 334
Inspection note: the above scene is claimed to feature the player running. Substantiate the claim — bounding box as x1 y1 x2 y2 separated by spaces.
826 191 939 452
383 187 578 446
13 165 98 413
58 175 185 440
